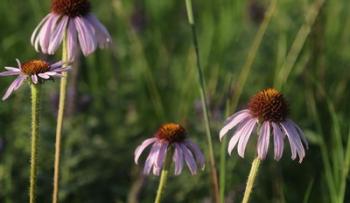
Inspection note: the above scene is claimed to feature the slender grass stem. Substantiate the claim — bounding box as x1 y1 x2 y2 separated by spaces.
30 84 40 203
275 0 325 89
219 1 277 202
185 1 220 202
154 151 172 203
52 34 68 203
242 157 261 203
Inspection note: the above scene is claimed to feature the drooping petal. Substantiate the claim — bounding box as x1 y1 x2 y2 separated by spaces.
173 143 184 175
143 142 160 175
48 16 69 54
184 140 205 170
36 14 60 53
134 138 157 164
156 142 168 169
74 16 97 56
219 110 251 140
287 119 308 149
257 121 271 160
281 121 305 163
237 118 258 158
31 13 51 44
2 76 25 100
272 122 285 161
228 117 252 155
86 14 112 48
31 75 38 84
181 144 198 175
66 20 79 61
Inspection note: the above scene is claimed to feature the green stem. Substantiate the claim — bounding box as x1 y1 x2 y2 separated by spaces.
185 1 220 202
52 33 69 203
242 157 261 203
154 151 172 203
30 84 40 203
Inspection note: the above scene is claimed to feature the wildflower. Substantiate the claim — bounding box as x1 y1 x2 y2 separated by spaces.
134 123 205 176
31 0 112 61
0 59 68 100
220 88 308 163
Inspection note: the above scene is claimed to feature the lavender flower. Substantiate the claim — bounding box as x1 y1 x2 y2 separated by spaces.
31 0 112 61
220 88 308 163
0 59 68 100
134 123 205 176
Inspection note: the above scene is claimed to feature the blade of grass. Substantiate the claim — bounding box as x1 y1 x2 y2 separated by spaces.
219 1 277 202
275 0 325 89
112 0 165 121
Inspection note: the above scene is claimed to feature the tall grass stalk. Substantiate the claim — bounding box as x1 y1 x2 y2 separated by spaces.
306 82 350 203
219 1 277 202
29 84 40 203
112 0 165 121
274 0 325 89
52 34 68 203
184 0 220 202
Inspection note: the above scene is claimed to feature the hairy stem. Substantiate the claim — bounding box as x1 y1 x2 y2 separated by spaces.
30 84 40 203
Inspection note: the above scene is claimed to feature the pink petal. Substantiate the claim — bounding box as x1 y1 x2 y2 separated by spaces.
272 122 285 161
48 16 69 54
143 142 160 175
257 121 271 160
287 119 308 149
281 121 305 163
31 13 51 44
227 117 251 155
219 110 251 140
16 59 22 70
86 14 112 48
37 14 60 53
134 138 157 164
173 143 184 175
237 118 257 158
181 144 198 175
67 20 79 61
38 73 50 79
156 142 168 169
49 61 64 70
74 16 97 56
4 67 20 72
184 140 205 170
31 75 38 84
0 70 21 76
2 76 25 100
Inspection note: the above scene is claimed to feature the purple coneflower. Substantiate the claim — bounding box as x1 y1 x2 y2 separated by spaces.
31 0 112 61
0 59 68 100
134 123 205 176
220 88 308 163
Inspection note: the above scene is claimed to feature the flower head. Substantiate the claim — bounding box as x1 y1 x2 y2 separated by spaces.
220 88 308 163
31 0 112 61
0 59 68 100
134 123 205 176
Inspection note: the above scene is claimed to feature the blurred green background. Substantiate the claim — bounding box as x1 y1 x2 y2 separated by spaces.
0 0 349 202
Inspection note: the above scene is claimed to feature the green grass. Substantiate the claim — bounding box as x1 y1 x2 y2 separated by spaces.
0 0 349 202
